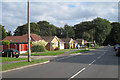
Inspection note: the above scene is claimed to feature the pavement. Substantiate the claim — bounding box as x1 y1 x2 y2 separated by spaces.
2 47 119 79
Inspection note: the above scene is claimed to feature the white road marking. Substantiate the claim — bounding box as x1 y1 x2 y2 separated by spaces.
68 67 86 80
97 56 101 59
89 60 96 65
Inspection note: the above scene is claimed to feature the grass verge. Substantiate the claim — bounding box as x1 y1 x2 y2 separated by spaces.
2 59 48 71
70 49 89 54
1 57 28 63
21 49 76 56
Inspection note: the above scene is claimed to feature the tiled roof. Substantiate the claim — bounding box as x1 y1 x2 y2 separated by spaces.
41 36 55 43
3 33 42 43
42 36 64 43
60 38 72 42
75 39 84 43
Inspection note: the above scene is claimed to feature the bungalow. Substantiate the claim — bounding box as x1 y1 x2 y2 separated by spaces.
73 40 78 48
61 38 74 49
2 33 42 54
41 36 64 50
75 39 85 45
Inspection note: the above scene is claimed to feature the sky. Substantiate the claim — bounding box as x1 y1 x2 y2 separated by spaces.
0 1 119 34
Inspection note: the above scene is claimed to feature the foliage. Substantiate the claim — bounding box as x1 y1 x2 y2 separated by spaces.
104 22 120 45
54 47 59 51
94 42 97 47
74 17 112 45
63 24 75 38
92 17 112 45
67 44 70 49
21 49 75 56
32 40 47 52
0 25 7 40
37 21 57 36
2 40 10 45
32 40 48 46
7 31 12 36
74 21 92 41
14 22 40 36
32 45 46 52
83 32 91 41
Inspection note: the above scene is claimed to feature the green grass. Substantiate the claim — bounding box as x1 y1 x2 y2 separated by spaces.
2 59 48 71
0 57 28 63
70 49 89 54
21 49 76 56
89 46 102 49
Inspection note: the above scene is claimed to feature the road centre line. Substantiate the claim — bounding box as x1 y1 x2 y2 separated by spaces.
89 60 96 65
68 67 86 80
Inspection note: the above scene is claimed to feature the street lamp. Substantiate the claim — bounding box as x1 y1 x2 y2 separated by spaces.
27 0 31 62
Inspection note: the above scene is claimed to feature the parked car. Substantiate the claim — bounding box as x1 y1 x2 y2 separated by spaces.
1 49 20 58
116 47 120 56
114 44 120 51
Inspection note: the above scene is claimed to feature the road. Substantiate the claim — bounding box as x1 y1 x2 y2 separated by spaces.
2 47 119 80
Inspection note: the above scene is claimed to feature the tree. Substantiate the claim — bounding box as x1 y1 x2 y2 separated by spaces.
7 31 12 36
37 21 57 36
0 25 7 40
83 32 91 41
14 22 40 36
63 24 75 38
92 17 112 45
74 21 92 40
56 27 64 38
104 22 120 45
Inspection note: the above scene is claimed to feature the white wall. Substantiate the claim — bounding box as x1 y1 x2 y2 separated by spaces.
60 42 64 49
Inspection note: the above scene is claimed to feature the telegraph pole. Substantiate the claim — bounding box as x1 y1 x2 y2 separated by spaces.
28 0 31 62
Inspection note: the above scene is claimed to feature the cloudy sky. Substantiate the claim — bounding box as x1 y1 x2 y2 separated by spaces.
1 1 119 33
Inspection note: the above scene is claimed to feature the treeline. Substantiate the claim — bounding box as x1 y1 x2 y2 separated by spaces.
1 17 120 46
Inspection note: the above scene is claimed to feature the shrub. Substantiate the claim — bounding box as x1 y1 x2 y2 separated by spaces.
32 45 45 52
32 40 47 52
32 40 48 46
67 44 70 49
2 40 10 45
94 42 97 47
54 47 59 51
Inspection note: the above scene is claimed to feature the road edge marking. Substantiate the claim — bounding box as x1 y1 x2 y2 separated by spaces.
2 60 50 73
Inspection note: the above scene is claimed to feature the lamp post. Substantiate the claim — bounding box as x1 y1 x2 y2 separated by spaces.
28 0 31 62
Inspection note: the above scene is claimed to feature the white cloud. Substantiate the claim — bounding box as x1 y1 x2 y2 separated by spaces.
1 2 118 33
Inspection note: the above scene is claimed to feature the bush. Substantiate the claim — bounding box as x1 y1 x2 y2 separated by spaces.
94 42 97 47
2 40 10 45
54 47 59 51
32 45 46 52
67 44 70 49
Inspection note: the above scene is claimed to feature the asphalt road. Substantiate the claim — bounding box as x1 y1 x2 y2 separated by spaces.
2 47 119 79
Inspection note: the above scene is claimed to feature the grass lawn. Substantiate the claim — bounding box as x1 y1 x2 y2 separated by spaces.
21 49 76 56
2 59 48 71
89 46 102 49
0 57 28 63
70 49 89 54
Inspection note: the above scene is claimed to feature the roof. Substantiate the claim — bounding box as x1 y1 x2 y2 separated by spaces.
75 39 84 43
41 36 55 43
3 33 43 43
60 38 72 43
73 40 78 43
41 36 64 43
